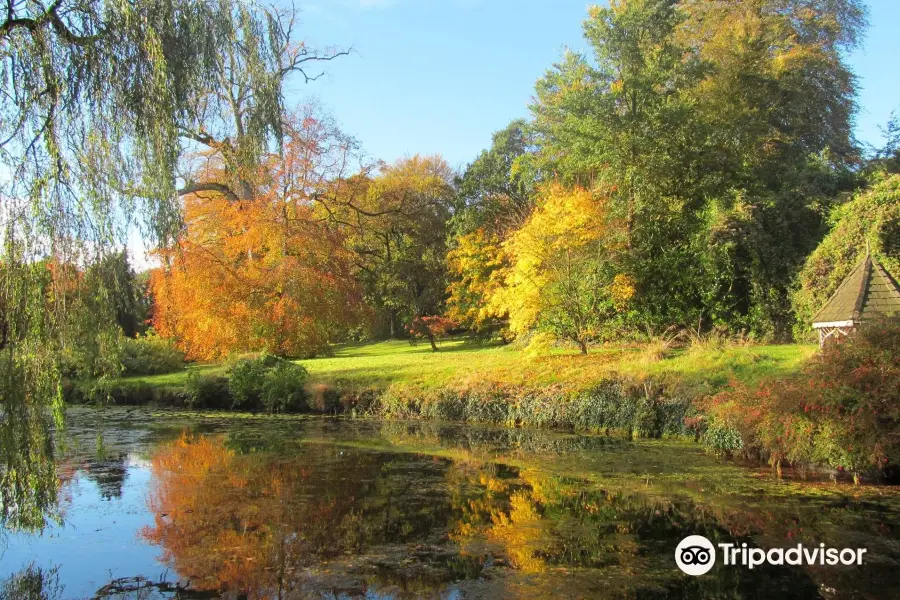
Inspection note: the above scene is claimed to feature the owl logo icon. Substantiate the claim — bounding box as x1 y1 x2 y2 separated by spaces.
675 535 716 575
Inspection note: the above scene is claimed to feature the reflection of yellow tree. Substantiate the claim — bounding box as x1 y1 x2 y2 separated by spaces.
142 434 347 598
487 489 547 572
446 463 653 576
447 463 551 573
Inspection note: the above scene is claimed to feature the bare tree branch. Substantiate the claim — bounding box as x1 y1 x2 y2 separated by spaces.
0 1 102 44
178 181 240 202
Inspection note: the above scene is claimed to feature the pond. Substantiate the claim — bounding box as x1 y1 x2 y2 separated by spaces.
2 407 900 599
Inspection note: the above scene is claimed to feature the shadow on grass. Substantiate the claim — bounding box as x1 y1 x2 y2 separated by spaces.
326 338 505 360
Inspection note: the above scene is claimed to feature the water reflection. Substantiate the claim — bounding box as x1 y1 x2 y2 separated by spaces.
2 409 900 599
0 405 61 532
82 454 128 501
0 564 63 600
142 434 481 598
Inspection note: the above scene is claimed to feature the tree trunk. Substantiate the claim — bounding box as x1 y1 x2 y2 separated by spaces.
428 334 438 353
578 339 588 355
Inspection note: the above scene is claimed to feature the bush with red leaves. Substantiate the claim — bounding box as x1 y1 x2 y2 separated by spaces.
702 315 900 480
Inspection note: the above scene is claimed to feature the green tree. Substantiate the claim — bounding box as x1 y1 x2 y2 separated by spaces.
530 0 710 337
454 119 536 236
86 252 148 339
528 0 866 338
340 156 456 339
679 0 866 337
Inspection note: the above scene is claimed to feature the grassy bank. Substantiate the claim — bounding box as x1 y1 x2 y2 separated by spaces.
118 339 815 396
90 340 816 434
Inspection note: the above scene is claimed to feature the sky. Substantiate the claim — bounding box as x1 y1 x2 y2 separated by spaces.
293 0 900 170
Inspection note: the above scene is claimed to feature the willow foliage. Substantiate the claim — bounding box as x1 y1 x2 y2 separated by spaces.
0 0 331 530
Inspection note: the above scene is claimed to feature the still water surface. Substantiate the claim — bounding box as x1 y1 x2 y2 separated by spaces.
2 407 900 599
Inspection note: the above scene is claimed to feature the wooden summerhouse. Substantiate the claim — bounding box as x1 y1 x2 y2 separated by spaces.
811 254 900 347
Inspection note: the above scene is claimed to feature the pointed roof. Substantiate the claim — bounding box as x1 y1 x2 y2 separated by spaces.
812 255 900 326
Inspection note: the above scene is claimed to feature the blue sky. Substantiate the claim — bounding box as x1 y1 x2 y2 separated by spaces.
292 0 900 170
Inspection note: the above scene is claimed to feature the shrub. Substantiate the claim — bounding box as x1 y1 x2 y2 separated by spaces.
700 421 744 455
185 372 231 409
228 357 270 409
703 315 900 480
121 333 185 376
227 354 309 412
373 378 692 439
261 363 309 413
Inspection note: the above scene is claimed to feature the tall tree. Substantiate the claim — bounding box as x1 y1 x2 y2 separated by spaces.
151 109 366 360
338 156 456 339
530 0 711 338
532 0 702 248
528 0 866 338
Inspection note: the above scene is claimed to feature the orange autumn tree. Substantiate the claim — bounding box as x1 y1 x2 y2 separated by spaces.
151 110 367 360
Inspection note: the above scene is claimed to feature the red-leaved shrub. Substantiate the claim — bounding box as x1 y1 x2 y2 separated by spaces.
702 316 900 480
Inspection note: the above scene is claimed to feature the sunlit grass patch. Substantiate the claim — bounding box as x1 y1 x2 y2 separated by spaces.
118 339 816 399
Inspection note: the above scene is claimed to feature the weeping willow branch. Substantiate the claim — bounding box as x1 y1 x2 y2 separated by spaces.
0 0 346 531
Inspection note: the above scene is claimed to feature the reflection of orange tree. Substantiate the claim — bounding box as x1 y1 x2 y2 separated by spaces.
141 434 467 598
141 434 354 597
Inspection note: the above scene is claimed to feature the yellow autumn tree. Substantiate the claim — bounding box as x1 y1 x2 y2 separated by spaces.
491 184 633 353
446 228 510 338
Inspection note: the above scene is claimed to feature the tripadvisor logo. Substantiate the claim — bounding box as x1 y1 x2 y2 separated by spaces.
676 535 716 575
675 535 867 576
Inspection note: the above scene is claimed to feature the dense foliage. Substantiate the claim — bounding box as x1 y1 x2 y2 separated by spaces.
792 175 900 337
227 354 310 413
120 334 186 376
703 316 900 480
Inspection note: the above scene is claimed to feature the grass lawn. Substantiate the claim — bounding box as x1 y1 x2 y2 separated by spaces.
121 338 817 396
